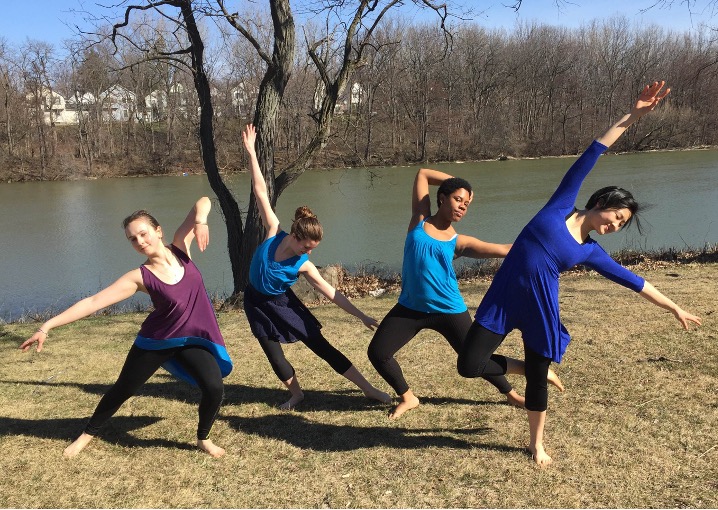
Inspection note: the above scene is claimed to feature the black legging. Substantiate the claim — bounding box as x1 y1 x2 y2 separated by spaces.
457 322 551 411
367 303 513 396
256 333 353 382
84 345 224 440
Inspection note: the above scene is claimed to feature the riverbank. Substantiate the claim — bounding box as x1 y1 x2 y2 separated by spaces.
5 143 716 183
1 263 715 507
5 245 717 325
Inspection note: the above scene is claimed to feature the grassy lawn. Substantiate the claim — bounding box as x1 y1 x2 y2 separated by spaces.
1 263 716 508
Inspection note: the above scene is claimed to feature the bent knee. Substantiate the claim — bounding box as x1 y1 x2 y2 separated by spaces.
457 356 486 379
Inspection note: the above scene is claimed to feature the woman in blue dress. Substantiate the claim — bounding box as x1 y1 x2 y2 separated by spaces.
241 124 390 410
457 81 701 466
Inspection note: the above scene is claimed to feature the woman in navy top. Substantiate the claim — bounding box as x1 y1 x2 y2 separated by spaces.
242 124 390 410
368 168 564 419
21 197 231 458
457 81 701 466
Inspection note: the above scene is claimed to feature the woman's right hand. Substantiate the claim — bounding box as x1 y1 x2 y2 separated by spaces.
20 328 49 352
242 123 257 153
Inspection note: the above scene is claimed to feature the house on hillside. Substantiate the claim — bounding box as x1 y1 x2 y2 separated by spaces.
99 85 140 122
25 88 75 125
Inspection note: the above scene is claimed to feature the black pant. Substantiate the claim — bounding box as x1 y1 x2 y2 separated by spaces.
367 303 513 396
256 333 353 382
84 345 224 440
457 322 551 411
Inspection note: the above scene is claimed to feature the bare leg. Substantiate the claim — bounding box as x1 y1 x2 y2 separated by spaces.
280 374 305 410
527 410 552 467
389 389 420 419
197 438 226 458
342 365 392 404
63 432 94 458
505 358 564 392
504 389 525 407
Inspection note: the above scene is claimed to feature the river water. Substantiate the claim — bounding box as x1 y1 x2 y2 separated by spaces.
2 148 717 321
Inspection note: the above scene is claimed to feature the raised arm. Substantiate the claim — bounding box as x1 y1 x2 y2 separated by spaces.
639 281 701 330
410 167 456 230
19 270 143 352
173 196 212 257
243 124 280 238
299 261 379 331
455 236 512 260
596 81 670 148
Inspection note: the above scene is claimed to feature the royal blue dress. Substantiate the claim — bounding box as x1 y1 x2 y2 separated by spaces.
474 140 645 363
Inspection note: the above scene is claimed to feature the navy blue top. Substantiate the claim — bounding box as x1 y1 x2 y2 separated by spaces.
475 140 645 362
249 231 308 295
398 220 467 314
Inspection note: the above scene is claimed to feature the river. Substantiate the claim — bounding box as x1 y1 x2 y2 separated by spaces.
2 148 717 321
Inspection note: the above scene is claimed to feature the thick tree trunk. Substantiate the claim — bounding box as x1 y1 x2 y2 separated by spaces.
180 2 245 295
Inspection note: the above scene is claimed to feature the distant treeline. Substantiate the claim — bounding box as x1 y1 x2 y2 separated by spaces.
1 17 717 182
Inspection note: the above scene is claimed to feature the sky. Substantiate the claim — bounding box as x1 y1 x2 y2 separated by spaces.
0 0 714 53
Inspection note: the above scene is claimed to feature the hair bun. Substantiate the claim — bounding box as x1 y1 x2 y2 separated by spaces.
294 205 316 220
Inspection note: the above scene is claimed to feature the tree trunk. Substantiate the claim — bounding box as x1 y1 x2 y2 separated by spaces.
180 1 245 295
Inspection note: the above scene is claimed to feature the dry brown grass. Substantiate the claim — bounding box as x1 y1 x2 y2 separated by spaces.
1 264 716 508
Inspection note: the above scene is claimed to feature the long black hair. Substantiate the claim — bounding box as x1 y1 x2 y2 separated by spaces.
585 186 645 233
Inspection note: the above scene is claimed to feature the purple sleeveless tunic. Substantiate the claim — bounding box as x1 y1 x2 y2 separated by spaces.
134 244 233 385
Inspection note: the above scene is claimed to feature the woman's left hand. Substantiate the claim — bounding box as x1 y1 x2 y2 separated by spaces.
194 223 209 252
673 308 702 330
361 314 380 331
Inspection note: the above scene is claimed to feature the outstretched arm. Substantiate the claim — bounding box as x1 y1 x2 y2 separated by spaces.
455 235 511 259
410 168 456 231
19 270 143 352
243 124 280 238
639 281 701 330
300 261 379 330
596 81 670 148
173 196 212 258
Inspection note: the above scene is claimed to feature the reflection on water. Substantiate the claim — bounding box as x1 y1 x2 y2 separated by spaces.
2 148 717 321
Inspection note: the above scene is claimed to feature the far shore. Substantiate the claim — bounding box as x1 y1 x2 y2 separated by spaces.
4 144 717 184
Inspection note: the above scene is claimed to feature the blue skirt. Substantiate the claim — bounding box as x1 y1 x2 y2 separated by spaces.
243 284 322 344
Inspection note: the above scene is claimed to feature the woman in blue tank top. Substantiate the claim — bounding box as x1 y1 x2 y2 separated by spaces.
367 167 564 419
20 197 231 458
242 124 390 410
457 81 701 466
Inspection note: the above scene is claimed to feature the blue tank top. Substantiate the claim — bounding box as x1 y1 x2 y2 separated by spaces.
249 230 309 296
398 220 467 314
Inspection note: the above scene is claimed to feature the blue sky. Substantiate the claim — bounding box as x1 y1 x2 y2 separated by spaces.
0 0 713 52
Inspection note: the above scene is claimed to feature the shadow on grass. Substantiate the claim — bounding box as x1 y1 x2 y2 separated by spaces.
218 413 524 454
1 378 521 453
0 415 194 451
1 377 503 412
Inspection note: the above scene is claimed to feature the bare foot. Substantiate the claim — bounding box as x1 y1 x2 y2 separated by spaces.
389 393 420 420
279 392 304 410
547 368 565 392
363 386 392 404
63 433 94 458
528 444 553 467
505 389 526 408
197 438 225 458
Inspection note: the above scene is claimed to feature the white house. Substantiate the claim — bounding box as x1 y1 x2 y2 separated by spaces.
99 85 139 122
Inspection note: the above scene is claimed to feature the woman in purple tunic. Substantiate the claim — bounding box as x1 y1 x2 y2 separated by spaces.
457 82 701 466
20 197 232 458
